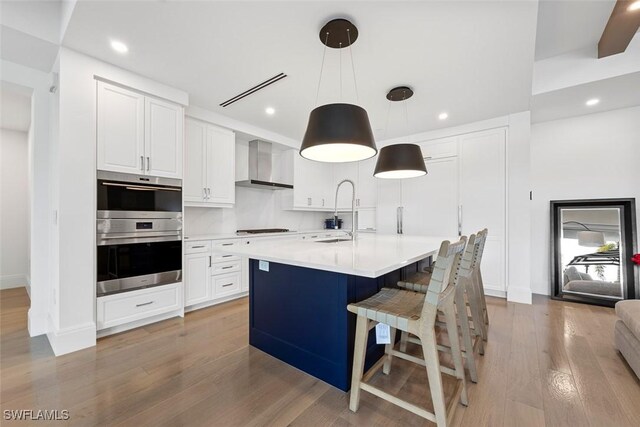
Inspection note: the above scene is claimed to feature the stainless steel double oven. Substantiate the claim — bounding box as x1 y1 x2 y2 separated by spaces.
96 171 182 297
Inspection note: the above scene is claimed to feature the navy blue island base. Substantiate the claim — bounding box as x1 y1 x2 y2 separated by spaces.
248 258 420 391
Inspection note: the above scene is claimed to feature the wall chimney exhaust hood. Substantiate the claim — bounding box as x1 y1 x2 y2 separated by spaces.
235 140 293 190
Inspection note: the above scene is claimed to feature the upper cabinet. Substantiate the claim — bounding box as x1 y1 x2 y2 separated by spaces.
184 117 235 207
331 157 378 211
281 150 333 211
97 81 183 179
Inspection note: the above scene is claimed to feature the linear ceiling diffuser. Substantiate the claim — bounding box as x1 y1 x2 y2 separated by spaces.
300 19 377 163
220 73 287 107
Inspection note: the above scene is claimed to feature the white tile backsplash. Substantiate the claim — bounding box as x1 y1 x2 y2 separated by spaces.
184 186 328 235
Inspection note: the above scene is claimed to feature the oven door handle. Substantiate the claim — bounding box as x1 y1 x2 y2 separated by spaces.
98 233 181 240
101 182 181 192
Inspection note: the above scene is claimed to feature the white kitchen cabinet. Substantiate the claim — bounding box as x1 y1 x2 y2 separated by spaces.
97 81 145 175
97 81 183 179
184 117 235 207
403 156 459 237
184 119 207 203
282 150 333 210
184 252 211 306
357 157 377 208
459 128 506 294
145 97 183 179
206 126 235 204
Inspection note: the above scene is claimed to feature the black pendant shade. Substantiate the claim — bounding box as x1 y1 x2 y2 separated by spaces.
374 144 427 179
300 103 377 162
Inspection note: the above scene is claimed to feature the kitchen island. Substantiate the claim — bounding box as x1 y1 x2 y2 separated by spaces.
225 234 449 391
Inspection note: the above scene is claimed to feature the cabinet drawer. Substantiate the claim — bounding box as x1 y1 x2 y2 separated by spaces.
97 283 182 330
213 272 241 296
212 252 240 263
212 239 241 251
211 260 241 275
185 241 211 254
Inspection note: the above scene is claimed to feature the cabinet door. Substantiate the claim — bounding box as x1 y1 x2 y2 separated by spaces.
332 163 358 210
402 156 459 237
185 253 211 306
293 155 315 208
184 119 207 203
97 81 145 174
145 97 183 179
460 128 506 293
206 126 235 204
357 157 377 208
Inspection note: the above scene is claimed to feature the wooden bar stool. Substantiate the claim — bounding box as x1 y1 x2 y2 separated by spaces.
347 238 468 426
396 233 485 383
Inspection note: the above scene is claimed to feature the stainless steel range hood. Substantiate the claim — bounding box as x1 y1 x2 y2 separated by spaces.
235 140 293 190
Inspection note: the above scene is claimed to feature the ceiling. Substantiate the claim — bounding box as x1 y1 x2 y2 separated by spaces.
531 71 640 123
62 1 538 142
534 0 616 61
0 82 32 132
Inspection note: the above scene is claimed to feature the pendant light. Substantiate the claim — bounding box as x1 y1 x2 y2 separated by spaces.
300 19 377 163
374 86 427 179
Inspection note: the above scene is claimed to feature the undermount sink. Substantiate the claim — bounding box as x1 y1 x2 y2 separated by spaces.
316 238 352 243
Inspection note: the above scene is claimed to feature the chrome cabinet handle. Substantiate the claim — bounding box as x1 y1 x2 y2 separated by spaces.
221 243 233 246
222 282 234 287
397 206 403 235
203 188 207 199
222 255 233 258
136 301 154 307
192 245 206 249
458 205 463 237
307 197 312 206
146 157 150 171
209 256 212 267
221 266 233 270
140 156 144 171
207 188 212 199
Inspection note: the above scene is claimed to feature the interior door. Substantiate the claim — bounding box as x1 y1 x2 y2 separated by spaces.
183 118 206 203
206 126 235 204
459 128 506 293
402 156 459 237
96 81 145 174
145 97 183 179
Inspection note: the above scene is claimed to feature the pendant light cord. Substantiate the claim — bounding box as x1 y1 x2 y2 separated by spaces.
347 29 359 104
339 42 343 102
315 32 329 106
383 99 392 139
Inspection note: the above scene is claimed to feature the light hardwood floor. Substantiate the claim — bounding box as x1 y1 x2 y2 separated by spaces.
1 287 639 426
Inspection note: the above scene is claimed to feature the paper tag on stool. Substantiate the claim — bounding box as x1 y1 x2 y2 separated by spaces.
375 323 391 344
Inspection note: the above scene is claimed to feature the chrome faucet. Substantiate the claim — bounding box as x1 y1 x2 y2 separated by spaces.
334 179 357 240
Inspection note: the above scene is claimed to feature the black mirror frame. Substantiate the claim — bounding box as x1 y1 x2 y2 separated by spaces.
550 198 637 307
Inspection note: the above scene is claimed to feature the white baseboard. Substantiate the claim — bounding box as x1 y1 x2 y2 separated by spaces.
484 288 506 299
184 291 248 313
507 286 533 305
0 274 28 289
27 307 48 337
46 318 96 356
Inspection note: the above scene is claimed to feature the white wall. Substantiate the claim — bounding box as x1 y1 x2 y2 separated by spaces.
0 129 30 289
184 187 326 236
530 106 640 296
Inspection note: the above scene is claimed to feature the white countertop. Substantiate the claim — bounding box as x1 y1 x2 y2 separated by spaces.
222 233 454 278
183 229 369 241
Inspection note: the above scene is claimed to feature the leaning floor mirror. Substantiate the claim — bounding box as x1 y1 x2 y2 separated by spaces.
551 198 637 307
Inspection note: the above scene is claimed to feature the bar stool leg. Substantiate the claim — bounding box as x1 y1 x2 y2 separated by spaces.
383 327 397 375
455 283 478 383
465 276 486 355
400 330 409 352
443 303 468 407
419 329 448 426
349 315 369 412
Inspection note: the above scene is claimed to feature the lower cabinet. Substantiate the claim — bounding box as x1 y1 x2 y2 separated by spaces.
97 282 183 330
185 252 212 306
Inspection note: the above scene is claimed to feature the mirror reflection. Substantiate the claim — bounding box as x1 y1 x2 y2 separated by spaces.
560 208 622 299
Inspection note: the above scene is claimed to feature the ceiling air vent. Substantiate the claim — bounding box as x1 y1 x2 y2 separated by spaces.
219 73 287 107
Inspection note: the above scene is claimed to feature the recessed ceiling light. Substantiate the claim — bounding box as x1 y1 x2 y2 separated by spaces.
628 1 640 12
585 98 600 107
438 112 448 120
265 107 275 115
110 40 128 54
